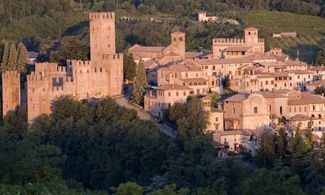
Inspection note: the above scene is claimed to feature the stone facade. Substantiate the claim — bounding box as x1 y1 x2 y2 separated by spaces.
213 27 265 59
2 71 21 116
1 12 124 123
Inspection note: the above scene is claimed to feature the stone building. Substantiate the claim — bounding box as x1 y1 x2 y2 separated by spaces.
128 31 186 61
2 12 124 123
212 27 265 59
198 11 218 22
223 90 325 131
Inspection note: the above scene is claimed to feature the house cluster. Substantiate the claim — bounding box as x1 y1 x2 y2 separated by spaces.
129 27 325 153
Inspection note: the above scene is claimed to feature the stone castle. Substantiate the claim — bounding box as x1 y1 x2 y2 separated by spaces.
2 12 123 123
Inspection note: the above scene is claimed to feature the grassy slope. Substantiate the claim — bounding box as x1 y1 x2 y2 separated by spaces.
240 11 325 64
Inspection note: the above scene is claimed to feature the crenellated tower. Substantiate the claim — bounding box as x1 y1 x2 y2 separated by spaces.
90 12 116 63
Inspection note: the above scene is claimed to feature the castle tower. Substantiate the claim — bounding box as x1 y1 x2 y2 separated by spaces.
2 71 21 116
90 12 116 63
244 27 259 45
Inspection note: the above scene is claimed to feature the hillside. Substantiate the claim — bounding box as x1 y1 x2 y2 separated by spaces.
241 11 325 63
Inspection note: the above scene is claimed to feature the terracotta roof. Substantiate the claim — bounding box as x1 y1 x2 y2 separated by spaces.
129 44 164 52
307 79 325 86
185 52 203 59
160 61 201 72
196 57 252 65
258 89 292 98
245 27 259 31
289 114 313 121
256 74 275 79
288 92 325 105
284 60 309 67
224 93 250 102
286 70 312 74
156 84 192 91
171 31 185 35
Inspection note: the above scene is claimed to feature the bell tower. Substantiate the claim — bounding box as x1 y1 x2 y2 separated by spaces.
244 27 259 45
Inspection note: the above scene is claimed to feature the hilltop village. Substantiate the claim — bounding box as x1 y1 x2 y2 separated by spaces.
129 23 325 152
3 12 325 154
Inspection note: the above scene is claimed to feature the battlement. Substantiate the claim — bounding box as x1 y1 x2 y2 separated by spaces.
102 53 122 60
213 38 245 45
2 71 20 79
69 60 92 67
34 63 67 74
90 12 115 20
258 38 264 43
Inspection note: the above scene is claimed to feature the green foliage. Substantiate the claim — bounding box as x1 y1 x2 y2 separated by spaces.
1 42 9 71
7 43 17 71
222 76 230 92
238 167 304 195
255 131 276 167
315 86 325 96
16 42 28 72
123 53 137 81
165 98 208 139
132 60 148 105
149 184 189 195
115 182 143 195
208 92 221 107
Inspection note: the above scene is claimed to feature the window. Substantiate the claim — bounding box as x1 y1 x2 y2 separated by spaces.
185 73 188 78
233 108 236 113
280 106 283 115
313 105 316 111
183 91 186 96
168 92 171 97
176 92 179 96
254 107 258 113
215 117 218 122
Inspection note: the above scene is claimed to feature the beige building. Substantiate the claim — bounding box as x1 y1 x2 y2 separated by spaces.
212 27 265 59
198 11 218 22
223 90 325 131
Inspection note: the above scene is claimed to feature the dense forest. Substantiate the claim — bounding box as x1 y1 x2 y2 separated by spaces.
1 97 325 194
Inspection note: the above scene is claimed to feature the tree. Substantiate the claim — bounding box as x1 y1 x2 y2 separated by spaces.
1 43 10 71
276 128 287 159
16 42 28 73
115 182 143 195
238 167 304 195
314 86 325 96
132 60 148 105
166 98 208 139
208 92 220 107
123 53 136 82
222 76 230 92
255 131 276 167
7 44 17 71
288 129 308 173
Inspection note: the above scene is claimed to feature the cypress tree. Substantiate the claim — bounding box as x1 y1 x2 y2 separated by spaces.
16 42 28 73
1 43 10 72
132 60 148 105
7 44 17 71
